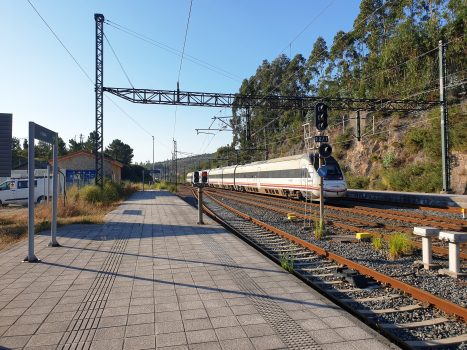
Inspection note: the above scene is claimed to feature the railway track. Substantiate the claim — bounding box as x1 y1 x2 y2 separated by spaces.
180 186 467 349
204 187 467 258
336 197 465 215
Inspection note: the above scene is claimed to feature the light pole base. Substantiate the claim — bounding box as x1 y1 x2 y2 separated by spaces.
47 242 61 247
197 222 205 225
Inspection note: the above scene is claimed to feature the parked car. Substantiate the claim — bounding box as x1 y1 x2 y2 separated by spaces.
0 177 54 205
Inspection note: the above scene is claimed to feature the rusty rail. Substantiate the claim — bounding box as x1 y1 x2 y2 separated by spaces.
207 190 467 260
203 191 467 321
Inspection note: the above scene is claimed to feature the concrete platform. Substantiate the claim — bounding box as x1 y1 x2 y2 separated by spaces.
344 189 467 208
0 191 397 350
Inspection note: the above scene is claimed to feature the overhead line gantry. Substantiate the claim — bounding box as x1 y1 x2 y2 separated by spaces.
94 13 449 190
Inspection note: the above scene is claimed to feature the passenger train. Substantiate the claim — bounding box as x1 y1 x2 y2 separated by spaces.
186 153 347 200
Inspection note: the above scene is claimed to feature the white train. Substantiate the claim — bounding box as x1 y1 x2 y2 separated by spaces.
186 153 347 200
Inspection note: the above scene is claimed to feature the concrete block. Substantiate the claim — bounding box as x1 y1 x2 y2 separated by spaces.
438 231 467 278
413 227 440 237
439 231 467 243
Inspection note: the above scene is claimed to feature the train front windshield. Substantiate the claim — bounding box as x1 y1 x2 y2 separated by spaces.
323 164 343 180
310 154 343 180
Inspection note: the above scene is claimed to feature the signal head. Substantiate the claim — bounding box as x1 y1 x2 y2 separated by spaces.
314 102 328 131
194 171 200 183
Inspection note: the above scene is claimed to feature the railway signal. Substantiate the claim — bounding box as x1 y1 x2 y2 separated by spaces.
194 171 199 183
319 143 332 158
202 171 208 183
315 102 328 131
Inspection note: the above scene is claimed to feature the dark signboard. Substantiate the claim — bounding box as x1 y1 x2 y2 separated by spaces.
34 123 56 144
0 114 13 177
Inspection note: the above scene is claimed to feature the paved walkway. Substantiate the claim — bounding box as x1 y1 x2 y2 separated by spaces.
0 191 397 350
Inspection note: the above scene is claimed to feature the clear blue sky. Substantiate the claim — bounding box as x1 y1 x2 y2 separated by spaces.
1 0 361 164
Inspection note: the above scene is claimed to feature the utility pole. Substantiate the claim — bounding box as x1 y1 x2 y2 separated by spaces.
356 111 361 141
94 13 104 188
152 136 155 189
246 108 251 141
439 40 452 193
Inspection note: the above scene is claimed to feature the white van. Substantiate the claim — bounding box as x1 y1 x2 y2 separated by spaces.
0 177 54 206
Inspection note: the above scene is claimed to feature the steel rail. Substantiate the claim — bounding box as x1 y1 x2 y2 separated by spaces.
204 191 467 321
209 187 467 228
186 186 415 350
206 189 467 261
211 189 466 232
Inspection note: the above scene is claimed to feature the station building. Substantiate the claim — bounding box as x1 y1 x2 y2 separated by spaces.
49 150 123 188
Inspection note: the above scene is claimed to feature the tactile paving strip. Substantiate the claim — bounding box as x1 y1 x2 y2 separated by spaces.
198 232 322 350
57 234 129 349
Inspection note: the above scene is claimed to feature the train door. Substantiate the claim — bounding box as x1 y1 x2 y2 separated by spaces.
300 166 307 190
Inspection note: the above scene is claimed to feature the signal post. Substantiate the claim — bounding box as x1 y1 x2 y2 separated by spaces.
314 103 331 231
193 171 208 225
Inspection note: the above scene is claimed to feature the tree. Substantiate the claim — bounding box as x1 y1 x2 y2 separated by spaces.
57 137 68 156
68 138 83 153
23 139 28 150
84 132 96 153
11 137 20 152
105 139 134 165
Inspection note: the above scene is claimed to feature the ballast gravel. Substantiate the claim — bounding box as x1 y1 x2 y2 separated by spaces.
177 189 467 349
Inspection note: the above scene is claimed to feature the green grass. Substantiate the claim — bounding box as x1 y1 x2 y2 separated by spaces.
388 232 414 260
373 235 384 250
314 213 325 240
279 245 294 272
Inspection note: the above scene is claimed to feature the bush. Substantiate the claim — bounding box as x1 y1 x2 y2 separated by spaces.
380 163 443 193
383 152 395 168
82 185 102 203
373 235 384 250
346 175 370 189
279 245 294 272
103 183 119 202
369 153 380 163
314 213 324 240
388 232 413 260
335 127 354 151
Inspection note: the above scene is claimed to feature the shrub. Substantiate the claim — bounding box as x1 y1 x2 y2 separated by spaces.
388 232 414 260
347 175 370 189
373 235 384 250
314 213 324 240
335 127 354 151
279 245 294 272
383 152 395 168
103 183 119 202
369 153 380 162
82 185 102 203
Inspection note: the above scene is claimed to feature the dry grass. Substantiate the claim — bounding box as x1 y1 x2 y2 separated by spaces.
0 182 139 251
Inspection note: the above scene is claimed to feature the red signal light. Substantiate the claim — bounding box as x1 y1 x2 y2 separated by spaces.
202 172 207 177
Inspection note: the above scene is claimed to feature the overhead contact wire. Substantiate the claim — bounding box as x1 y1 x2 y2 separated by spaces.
27 0 170 151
